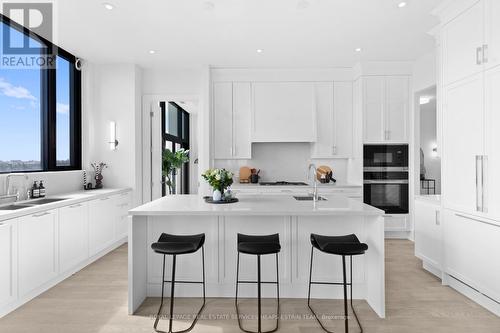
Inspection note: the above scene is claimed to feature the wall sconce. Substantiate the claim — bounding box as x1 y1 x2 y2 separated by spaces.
109 121 119 150
432 146 438 158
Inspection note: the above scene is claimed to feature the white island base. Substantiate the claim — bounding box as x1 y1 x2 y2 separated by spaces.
128 195 385 318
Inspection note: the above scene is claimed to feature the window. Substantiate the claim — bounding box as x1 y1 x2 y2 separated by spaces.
0 14 81 173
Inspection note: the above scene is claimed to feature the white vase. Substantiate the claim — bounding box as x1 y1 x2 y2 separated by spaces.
212 189 222 201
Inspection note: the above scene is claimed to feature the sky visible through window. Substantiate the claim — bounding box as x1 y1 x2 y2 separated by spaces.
0 21 70 172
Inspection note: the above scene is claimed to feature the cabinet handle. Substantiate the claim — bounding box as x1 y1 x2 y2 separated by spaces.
69 203 83 209
332 145 337 155
435 210 440 226
476 155 483 211
100 197 110 201
455 213 500 228
483 44 489 63
482 155 488 213
32 211 50 218
476 47 483 65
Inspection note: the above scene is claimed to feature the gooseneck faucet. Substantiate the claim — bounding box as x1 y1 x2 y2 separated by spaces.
308 163 318 202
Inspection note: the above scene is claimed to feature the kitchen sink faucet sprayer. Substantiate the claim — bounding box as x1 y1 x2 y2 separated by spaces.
308 163 318 203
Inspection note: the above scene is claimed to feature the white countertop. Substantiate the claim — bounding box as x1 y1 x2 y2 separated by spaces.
231 182 362 189
0 187 132 222
129 194 383 217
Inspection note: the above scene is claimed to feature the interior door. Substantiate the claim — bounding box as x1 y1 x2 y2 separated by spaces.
213 82 233 159
385 77 408 142
484 65 500 220
442 0 484 85
485 0 500 69
363 77 385 142
442 73 484 215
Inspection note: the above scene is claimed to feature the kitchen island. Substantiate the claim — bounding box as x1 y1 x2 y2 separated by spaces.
128 194 385 318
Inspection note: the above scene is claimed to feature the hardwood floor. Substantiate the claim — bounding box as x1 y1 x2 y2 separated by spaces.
1 240 499 332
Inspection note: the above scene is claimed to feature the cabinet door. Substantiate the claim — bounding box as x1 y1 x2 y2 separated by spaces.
311 82 334 158
0 219 17 307
252 82 316 142
18 210 58 296
59 202 89 273
213 82 233 159
89 197 116 256
443 210 500 303
414 200 441 268
114 191 131 240
334 81 353 157
385 77 409 142
363 77 385 142
484 66 500 220
232 82 252 159
484 0 500 69
442 74 484 215
442 0 484 85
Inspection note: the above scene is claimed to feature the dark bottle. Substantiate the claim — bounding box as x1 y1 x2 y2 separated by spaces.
32 181 40 198
39 181 46 198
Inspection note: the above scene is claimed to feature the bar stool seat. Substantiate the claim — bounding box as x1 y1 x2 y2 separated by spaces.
310 234 368 256
151 233 205 255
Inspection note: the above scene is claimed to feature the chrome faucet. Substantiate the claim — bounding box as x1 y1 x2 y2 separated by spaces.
1 174 28 202
308 163 318 202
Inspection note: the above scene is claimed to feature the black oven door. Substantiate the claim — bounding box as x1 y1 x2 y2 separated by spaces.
364 145 408 168
363 180 409 214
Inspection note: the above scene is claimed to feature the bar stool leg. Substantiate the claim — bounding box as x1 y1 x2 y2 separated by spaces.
257 254 262 333
342 255 348 333
307 246 314 307
154 255 167 330
169 255 177 333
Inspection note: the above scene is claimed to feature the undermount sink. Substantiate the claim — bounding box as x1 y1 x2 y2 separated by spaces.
0 204 34 210
28 198 68 205
293 196 327 201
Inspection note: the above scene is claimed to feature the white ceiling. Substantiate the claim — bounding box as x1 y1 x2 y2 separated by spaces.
52 0 441 69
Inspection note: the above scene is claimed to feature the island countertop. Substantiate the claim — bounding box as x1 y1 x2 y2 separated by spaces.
129 194 383 217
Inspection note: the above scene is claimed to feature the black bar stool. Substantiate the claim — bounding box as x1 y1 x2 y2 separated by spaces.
235 233 281 333
308 233 368 333
151 233 206 333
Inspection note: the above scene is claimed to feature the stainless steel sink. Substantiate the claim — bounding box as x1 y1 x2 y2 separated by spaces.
28 198 68 205
0 204 34 210
293 196 327 201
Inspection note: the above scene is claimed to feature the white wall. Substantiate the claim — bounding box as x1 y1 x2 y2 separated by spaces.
142 68 203 95
412 51 436 93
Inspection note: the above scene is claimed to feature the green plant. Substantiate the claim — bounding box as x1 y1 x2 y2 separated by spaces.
202 168 234 193
162 148 189 194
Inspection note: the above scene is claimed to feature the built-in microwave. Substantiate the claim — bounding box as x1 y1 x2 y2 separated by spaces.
363 145 408 169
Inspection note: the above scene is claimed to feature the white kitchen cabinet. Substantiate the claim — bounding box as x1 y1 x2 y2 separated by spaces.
442 0 484 85
252 82 316 142
113 191 131 240
383 215 408 232
363 77 385 142
213 82 252 159
89 196 116 256
443 209 500 303
311 82 334 158
442 74 484 215
59 202 89 273
333 82 354 157
485 0 500 69
414 199 441 269
0 219 17 307
363 76 409 143
18 210 58 296
213 82 233 159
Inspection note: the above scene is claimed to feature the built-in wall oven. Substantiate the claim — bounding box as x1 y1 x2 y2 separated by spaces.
363 145 409 214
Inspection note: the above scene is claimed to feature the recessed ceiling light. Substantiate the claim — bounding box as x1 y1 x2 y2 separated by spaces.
398 2 407 8
149 50 156 54
297 0 310 9
355 47 362 52
103 2 114 10
256 49 263 53
203 1 215 10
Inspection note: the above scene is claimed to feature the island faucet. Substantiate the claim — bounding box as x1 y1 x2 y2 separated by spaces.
308 163 318 202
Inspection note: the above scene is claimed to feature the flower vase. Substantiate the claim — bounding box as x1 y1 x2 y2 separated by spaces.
212 189 222 201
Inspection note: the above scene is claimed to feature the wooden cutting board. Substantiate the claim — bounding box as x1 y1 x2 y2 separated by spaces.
239 167 252 183
316 165 332 181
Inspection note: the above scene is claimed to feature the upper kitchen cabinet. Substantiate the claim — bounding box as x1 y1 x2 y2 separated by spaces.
441 0 485 85
311 81 353 158
484 0 500 69
252 82 316 142
213 82 252 159
363 76 409 143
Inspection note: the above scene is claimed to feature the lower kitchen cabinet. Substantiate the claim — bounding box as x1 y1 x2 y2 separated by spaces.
0 219 17 308
18 210 58 297
89 196 117 256
443 209 500 303
59 202 89 273
114 192 131 240
414 199 441 270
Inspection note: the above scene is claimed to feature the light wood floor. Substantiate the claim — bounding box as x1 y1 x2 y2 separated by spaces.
1 240 499 333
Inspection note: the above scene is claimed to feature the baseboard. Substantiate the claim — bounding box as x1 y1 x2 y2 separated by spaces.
422 261 442 279
0 237 127 318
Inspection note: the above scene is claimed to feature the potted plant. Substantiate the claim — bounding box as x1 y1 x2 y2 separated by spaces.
202 168 234 201
162 148 189 194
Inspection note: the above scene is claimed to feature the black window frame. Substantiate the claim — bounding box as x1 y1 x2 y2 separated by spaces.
0 13 81 174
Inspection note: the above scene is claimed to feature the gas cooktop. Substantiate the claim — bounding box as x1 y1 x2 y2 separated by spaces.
259 181 308 186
